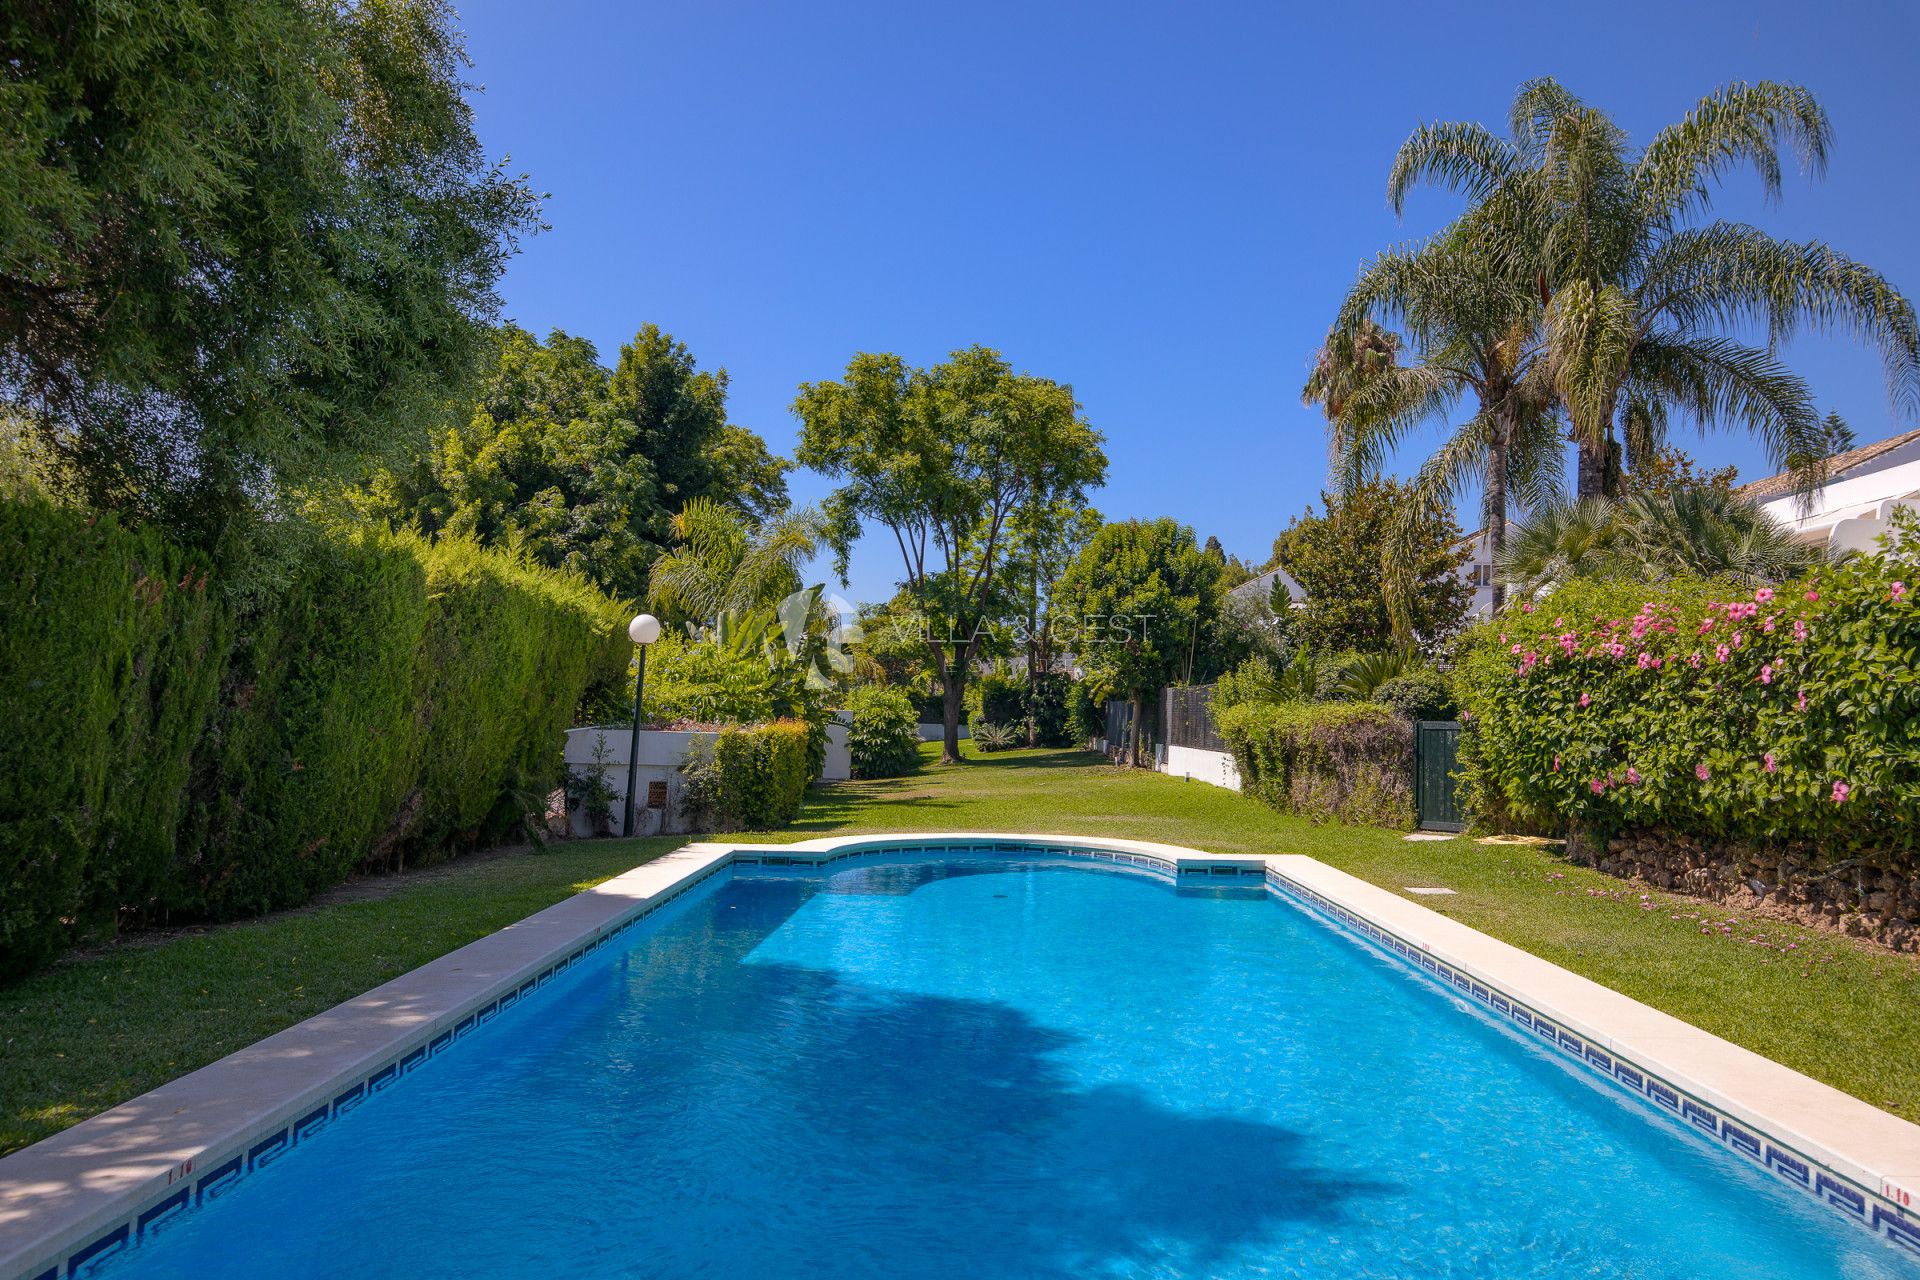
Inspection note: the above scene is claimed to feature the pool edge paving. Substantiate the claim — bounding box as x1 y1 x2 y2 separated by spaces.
1 832 1916 1278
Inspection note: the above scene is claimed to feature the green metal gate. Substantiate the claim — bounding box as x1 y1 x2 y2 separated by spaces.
1414 720 1464 832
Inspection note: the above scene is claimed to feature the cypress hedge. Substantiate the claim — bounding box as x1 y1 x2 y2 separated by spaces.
1216 701 1416 830
0 493 626 976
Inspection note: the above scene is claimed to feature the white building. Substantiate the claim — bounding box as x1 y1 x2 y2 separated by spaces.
1740 427 1920 553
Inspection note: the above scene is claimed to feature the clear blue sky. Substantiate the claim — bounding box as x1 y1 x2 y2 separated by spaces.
456 0 1920 605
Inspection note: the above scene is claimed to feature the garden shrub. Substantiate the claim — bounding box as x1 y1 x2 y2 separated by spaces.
970 721 1019 752
679 719 813 830
0 491 228 974
1216 701 1415 829
1023 671 1076 746
846 685 920 778
1454 515 1920 858
1372 668 1456 722
1064 680 1101 746
964 670 1025 727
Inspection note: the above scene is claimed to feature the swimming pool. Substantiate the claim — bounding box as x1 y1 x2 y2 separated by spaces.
74 848 1920 1279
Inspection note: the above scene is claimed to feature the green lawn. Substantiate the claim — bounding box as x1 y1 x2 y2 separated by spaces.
5 743 1917 1156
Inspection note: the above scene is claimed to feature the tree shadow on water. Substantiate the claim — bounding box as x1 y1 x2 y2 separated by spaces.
592 909 1396 1280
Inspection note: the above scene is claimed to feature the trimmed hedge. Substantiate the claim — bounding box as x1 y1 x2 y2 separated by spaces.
0 493 228 970
680 719 813 830
1216 701 1415 830
846 685 920 779
0 493 627 976
1372 669 1456 722
1455 519 1920 858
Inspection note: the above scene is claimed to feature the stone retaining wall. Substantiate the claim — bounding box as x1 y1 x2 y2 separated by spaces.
1598 828 1919 953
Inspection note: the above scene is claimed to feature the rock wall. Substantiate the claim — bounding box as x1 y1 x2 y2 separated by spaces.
1598 828 1919 953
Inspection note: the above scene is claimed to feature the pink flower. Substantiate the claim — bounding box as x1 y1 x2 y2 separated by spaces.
1697 618 1715 635
1625 767 1642 785
1759 664 1773 685
1764 752 1777 774
1715 644 1730 663
1796 689 1808 712
1695 763 1711 782
1522 602 1535 613
1831 781 1850 804
1895 582 1908 601
1552 754 1561 772
1793 619 1808 643
1637 652 1654 669
1510 643 1523 655
1806 589 1820 602
1731 631 1743 648
1762 616 1776 634
1651 657 1664 670
1559 632 1578 655
1755 587 1775 604
1688 652 1704 668
1578 692 1590 708
1589 777 1608 795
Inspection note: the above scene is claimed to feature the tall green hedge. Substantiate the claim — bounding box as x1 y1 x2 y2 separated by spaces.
0 493 626 976
1454 516 1920 858
0 492 228 969
1216 701 1415 830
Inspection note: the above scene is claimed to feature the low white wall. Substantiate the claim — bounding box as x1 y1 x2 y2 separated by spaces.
917 723 970 741
563 727 712 837
1162 744 1242 792
566 717 852 837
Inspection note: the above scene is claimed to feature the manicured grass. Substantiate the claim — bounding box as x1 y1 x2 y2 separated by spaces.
5 744 1918 1156
0 839 683 1155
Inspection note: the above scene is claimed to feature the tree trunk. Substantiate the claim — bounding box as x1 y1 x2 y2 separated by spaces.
1025 567 1040 747
1127 692 1145 768
1485 425 1510 615
941 676 965 764
1575 423 1623 500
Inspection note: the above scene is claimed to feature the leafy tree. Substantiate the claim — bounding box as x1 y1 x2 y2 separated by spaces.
1054 518 1225 765
1271 482 1472 654
1622 444 1738 499
1007 498 1103 744
1 0 542 546
358 325 788 599
794 347 1106 763
1388 78 1920 499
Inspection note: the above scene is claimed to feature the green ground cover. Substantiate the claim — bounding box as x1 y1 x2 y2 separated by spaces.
5 745 1916 1156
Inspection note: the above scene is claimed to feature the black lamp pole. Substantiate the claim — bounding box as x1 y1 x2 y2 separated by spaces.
623 640 647 838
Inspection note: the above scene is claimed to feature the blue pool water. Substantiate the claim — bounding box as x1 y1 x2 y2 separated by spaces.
116 857 1916 1279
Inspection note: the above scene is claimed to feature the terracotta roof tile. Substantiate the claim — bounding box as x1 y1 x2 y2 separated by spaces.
1735 427 1920 501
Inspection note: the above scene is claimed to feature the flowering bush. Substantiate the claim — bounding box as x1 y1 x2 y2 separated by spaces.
1456 514 1920 856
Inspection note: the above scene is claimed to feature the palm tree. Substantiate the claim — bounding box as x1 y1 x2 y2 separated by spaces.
1310 221 1563 628
1497 488 1828 597
647 497 832 622
1387 79 1920 501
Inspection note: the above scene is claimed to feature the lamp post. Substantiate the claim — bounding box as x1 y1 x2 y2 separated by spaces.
623 613 661 837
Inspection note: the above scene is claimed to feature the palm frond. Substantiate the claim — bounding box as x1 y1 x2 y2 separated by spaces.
1387 121 1521 217
1633 81 1831 224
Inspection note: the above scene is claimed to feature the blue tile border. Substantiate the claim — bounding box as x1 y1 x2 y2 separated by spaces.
1260 861 1920 1262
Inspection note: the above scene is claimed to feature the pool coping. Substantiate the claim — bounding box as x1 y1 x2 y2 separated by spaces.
1 831 1916 1277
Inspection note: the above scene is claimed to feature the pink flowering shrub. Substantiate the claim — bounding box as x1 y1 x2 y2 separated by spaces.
1455 512 1920 853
